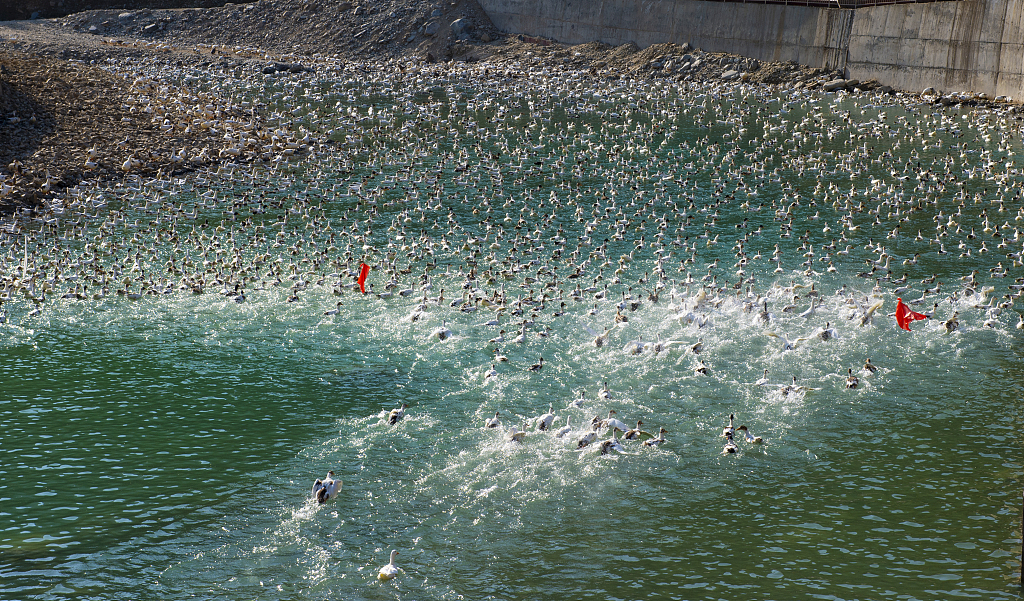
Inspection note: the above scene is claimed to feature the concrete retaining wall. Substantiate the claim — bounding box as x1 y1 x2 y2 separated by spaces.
479 0 1024 97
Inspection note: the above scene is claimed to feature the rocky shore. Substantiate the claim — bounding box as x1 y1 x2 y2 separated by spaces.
1 0 1019 211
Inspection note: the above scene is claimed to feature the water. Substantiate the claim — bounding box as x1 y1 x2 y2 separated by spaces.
0 58 1022 600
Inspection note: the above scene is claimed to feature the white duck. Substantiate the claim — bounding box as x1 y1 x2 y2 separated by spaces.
535 403 555 431
377 550 401 581
736 425 763 444
643 427 667 446
311 470 341 504
484 411 501 429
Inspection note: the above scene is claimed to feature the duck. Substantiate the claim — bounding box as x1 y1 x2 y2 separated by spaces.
863 358 878 373
311 470 341 504
817 321 838 341
378 550 401 581
484 364 498 381
722 414 735 438
754 368 770 386
598 381 612 400
484 410 501 428
433 320 453 341
722 438 739 454
527 356 544 372
554 416 573 438
599 428 625 455
576 429 597 449
643 427 667 446
845 368 859 389
944 311 959 333
767 331 807 351
493 347 509 362
736 425 762 444
388 403 408 425
600 409 628 432
507 425 527 443
623 420 646 440
535 403 555 431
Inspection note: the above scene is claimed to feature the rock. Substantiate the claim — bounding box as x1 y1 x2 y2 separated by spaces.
118 12 133 21
679 42 692 53
431 8 443 17
845 79 859 88
450 18 472 36
423 21 440 36
262 65 277 75
823 79 847 92
922 86 936 95
30 11 40 19
88 25 99 33
479 31 493 43
721 69 738 81
143 23 157 32
878 85 893 94
288 64 305 73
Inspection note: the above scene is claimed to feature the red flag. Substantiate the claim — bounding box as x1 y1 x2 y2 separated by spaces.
357 262 370 294
895 297 928 331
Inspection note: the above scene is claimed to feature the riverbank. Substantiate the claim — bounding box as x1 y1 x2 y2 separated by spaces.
1 0 1018 211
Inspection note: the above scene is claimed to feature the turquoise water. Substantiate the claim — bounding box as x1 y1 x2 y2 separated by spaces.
1 61 1022 600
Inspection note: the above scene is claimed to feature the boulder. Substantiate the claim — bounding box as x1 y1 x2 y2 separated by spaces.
823 79 847 92
451 18 472 36
118 12 134 21
423 21 440 36
721 69 739 81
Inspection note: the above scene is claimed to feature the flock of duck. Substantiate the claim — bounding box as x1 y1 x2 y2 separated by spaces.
3 53 1022 582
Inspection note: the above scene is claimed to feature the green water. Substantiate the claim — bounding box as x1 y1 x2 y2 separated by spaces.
0 60 1022 600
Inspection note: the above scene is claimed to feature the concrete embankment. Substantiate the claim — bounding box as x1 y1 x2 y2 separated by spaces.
478 0 1024 97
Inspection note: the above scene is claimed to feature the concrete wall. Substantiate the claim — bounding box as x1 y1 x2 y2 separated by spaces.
478 0 1024 96
848 0 1024 96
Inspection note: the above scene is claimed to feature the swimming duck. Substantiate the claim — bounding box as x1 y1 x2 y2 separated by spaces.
722 414 735 438
507 425 526 443
378 550 401 581
527 356 544 372
599 428 625 455
598 381 612 400
722 438 739 454
484 364 498 381
576 429 597 449
311 470 341 504
754 369 770 386
433 320 453 341
484 411 501 428
845 368 859 389
388 403 408 425
863 358 878 373
623 420 646 440
600 409 627 432
536 403 555 430
643 427 667 446
736 425 762 444
554 416 573 438
944 312 959 332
